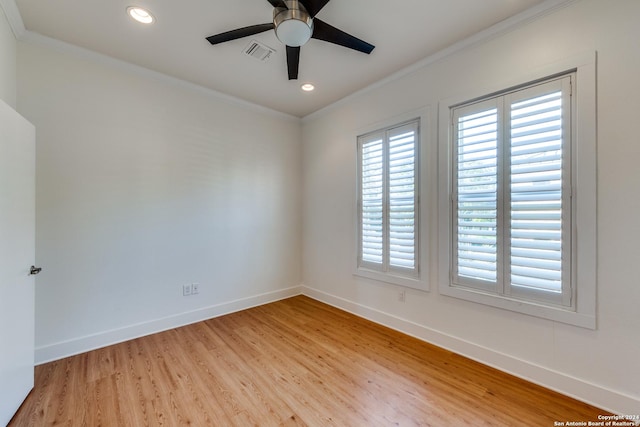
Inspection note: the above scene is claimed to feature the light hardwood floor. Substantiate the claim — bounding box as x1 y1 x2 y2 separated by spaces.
10 296 606 426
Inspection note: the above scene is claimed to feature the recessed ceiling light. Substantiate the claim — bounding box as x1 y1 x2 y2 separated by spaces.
127 6 155 24
301 83 315 92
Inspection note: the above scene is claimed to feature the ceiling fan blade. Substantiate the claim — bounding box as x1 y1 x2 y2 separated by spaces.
286 46 300 80
311 19 375 54
299 0 330 17
206 23 274 45
266 0 287 8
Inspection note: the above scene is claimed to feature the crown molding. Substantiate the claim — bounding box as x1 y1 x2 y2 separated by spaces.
4 0 578 123
2 0 298 122
302 0 579 122
19 30 300 123
0 0 25 39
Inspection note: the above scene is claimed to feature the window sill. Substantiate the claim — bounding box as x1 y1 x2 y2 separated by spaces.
439 283 595 329
354 267 428 291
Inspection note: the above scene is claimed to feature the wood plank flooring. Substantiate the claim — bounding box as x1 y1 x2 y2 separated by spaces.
9 296 607 426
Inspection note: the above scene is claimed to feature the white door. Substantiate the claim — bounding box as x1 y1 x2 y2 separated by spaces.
0 99 36 426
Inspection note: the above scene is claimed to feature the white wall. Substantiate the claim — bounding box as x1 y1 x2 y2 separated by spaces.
17 41 303 363
0 5 16 106
12 0 639 415
302 0 640 414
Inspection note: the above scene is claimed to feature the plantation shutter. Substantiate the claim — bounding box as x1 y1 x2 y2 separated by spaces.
357 120 419 277
452 99 501 292
506 77 572 305
388 123 418 272
359 133 385 269
451 75 572 306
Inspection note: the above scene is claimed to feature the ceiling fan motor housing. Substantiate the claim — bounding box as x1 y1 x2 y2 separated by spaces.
273 0 314 47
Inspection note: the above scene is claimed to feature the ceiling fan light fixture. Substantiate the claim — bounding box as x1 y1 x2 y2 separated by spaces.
273 5 313 47
205 0 375 81
127 6 155 24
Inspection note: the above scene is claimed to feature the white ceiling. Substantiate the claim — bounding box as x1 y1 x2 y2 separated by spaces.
13 0 553 117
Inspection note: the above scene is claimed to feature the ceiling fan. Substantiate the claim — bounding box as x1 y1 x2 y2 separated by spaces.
206 0 375 80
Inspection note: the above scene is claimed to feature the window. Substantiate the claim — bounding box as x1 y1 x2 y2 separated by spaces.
439 57 596 329
357 119 419 281
453 75 572 306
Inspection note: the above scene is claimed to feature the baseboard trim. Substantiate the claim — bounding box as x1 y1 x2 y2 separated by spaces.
301 285 640 416
35 286 303 365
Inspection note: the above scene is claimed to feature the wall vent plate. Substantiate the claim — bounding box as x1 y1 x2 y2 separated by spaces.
243 39 276 62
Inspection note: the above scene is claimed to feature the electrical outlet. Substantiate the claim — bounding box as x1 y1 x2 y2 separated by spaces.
182 284 192 296
398 290 406 303
191 283 200 294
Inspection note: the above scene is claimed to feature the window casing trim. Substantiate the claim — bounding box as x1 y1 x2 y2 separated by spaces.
354 108 430 291
437 52 596 329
